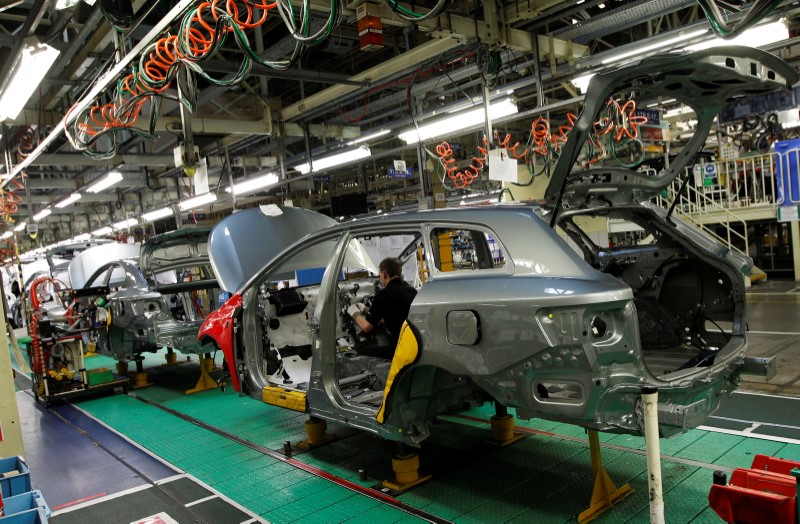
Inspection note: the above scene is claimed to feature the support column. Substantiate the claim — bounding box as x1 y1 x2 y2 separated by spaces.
0 291 23 456
792 221 800 281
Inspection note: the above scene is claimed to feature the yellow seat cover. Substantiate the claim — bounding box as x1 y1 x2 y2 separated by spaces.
376 321 419 423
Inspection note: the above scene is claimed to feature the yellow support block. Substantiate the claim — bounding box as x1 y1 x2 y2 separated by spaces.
185 356 218 394
578 430 633 523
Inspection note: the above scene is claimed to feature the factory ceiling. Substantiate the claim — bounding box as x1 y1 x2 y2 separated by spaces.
0 0 798 251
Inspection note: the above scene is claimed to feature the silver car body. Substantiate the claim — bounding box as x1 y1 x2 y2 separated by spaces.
79 229 219 361
199 46 792 445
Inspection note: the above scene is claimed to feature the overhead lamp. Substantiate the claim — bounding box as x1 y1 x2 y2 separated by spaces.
295 146 372 175
92 226 113 236
398 98 519 144
73 233 91 241
601 29 708 65
13 222 26 232
664 106 695 118
141 207 174 222
685 19 789 52
646 98 677 109
346 129 391 146
570 74 595 94
0 231 12 240
55 192 82 208
179 192 217 211
113 218 138 230
32 208 51 221
226 173 279 196
0 37 61 122
86 170 123 193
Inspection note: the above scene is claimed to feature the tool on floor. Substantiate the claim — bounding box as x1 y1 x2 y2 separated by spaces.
709 454 800 523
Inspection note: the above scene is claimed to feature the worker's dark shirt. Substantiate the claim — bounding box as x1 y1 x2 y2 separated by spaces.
364 278 417 345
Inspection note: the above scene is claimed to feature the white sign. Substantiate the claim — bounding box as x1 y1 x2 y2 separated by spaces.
393 160 406 171
487 149 519 183
777 205 800 222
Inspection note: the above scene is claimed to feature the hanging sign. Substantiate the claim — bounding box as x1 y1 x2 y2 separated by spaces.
388 160 413 179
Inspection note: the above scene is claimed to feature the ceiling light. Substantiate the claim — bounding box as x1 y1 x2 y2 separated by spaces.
664 106 695 118
226 173 279 196
13 222 26 232
295 146 372 175
0 231 12 240
92 226 112 236
645 98 677 108
141 207 174 222
178 192 217 211
113 218 138 230
570 74 595 94
346 129 391 146
32 208 51 221
86 170 123 193
0 37 61 122
55 192 81 208
685 19 789 52
398 98 519 145
601 29 707 65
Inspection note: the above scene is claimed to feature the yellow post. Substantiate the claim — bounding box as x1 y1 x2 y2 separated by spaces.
0 296 24 457
578 430 633 523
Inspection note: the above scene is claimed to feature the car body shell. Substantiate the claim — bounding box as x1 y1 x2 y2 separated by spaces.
198 46 791 445
76 230 219 361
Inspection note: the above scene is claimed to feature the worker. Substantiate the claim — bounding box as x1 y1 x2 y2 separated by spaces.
347 257 417 360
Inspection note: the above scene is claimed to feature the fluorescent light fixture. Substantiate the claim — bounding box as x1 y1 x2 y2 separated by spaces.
113 218 138 230
73 233 91 241
92 226 112 236
55 192 81 208
601 29 707 65
141 207 174 222
646 98 677 108
685 19 789 52
346 129 391 146
664 106 695 118
0 37 61 121
86 170 123 193
570 74 595 94
398 98 518 144
179 192 217 211
295 146 372 175
226 173 279 196
13 222 26 232
0 231 12 240
32 208 51 221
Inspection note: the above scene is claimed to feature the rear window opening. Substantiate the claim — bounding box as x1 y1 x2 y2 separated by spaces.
559 209 742 379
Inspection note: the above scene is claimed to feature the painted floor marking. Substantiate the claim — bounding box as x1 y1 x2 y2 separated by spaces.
734 389 800 399
742 423 761 434
708 415 800 431
185 495 218 507
699 425 800 445
52 484 152 515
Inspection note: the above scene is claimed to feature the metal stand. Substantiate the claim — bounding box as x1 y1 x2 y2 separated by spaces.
578 430 633 523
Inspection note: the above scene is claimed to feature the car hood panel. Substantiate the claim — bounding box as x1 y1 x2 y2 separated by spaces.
208 205 337 292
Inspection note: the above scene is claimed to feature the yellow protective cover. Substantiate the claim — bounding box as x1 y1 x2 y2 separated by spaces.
376 321 419 423
262 386 308 412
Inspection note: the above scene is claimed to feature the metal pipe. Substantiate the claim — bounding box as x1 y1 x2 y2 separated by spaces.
642 385 664 524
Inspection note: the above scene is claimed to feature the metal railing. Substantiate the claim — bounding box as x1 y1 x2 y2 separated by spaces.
658 180 750 257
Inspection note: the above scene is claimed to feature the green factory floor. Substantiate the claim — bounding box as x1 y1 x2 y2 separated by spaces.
26 350 794 524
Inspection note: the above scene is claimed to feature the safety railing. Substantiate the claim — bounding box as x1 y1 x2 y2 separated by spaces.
658 181 750 257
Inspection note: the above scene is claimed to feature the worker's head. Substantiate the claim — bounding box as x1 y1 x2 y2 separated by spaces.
378 257 402 286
